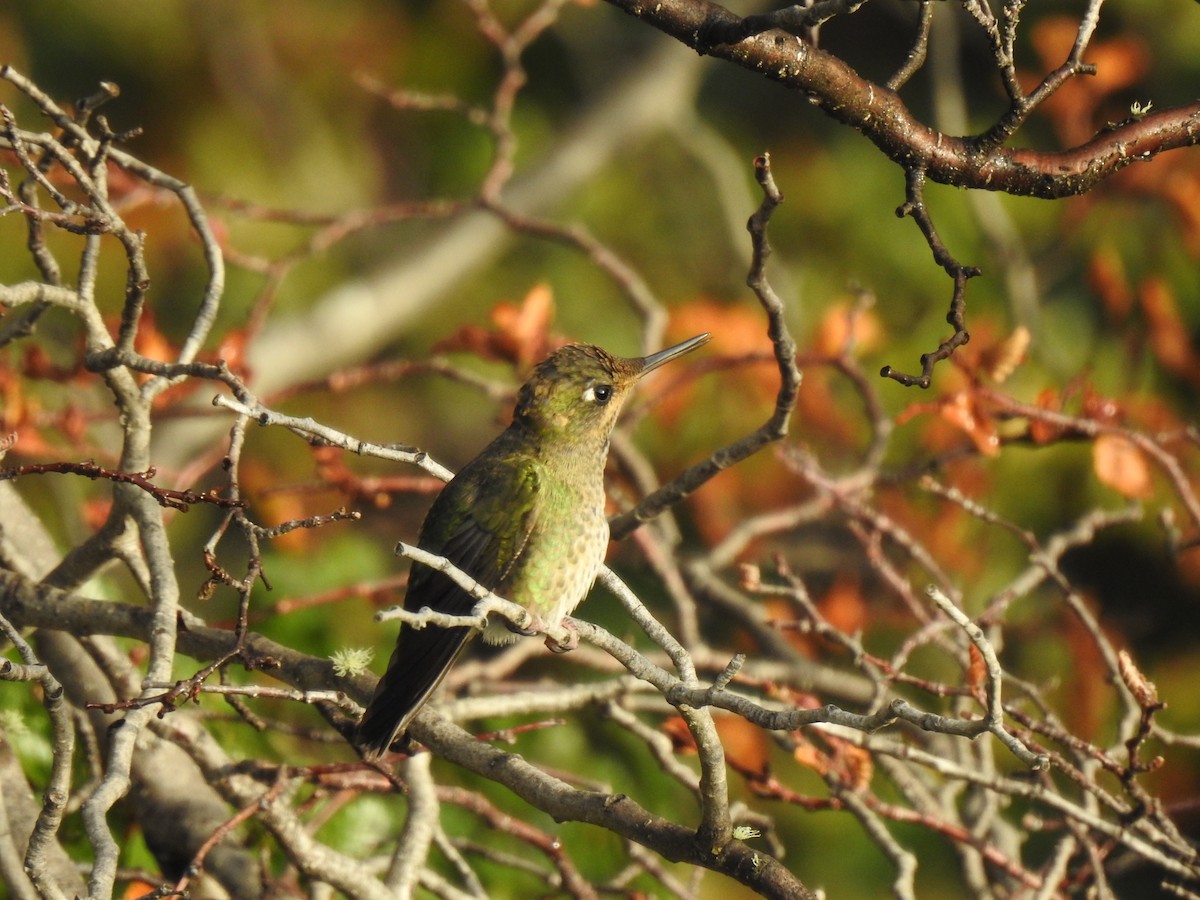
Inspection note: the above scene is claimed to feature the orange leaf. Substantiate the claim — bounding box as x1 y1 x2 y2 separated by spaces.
832 737 874 792
1060 598 1112 738
1029 389 1065 445
812 300 883 358
792 738 830 775
123 880 159 900
491 282 557 371
938 391 1000 457
1162 168 1200 256
1088 250 1133 321
762 596 812 655
132 308 179 368
1 366 26 433
661 716 696 754
59 404 90 444
664 714 771 777
82 497 113 531
215 328 252 381
240 459 318 552
671 299 769 359
1140 277 1200 386
966 643 988 704
666 297 778 407
818 575 867 637
1093 433 1153 499
1027 18 1149 146
434 283 563 371
715 714 771 778
1080 386 1120 424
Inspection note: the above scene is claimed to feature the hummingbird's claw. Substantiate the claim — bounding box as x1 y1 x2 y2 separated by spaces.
545 619 579 654
504 616 540 637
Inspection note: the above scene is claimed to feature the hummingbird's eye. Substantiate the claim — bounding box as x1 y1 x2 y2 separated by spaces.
586 384 613 405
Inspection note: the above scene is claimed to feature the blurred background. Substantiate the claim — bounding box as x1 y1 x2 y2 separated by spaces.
2 1 1199 896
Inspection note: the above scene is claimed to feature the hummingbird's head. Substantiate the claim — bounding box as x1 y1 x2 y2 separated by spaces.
512 334 710 445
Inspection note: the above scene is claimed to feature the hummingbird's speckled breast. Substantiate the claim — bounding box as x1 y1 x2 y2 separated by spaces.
482 459 609 645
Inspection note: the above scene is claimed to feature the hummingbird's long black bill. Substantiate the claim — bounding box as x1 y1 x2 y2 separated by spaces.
638 332 711 375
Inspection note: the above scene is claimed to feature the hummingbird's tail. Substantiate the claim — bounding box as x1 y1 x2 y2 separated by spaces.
355 620 475 760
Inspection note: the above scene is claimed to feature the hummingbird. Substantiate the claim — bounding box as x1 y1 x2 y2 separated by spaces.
355 332 711 759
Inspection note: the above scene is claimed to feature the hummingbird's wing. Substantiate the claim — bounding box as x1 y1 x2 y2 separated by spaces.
355 454 539 759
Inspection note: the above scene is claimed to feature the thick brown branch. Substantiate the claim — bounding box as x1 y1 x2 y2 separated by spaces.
414 713 816 900
604 0 1200 198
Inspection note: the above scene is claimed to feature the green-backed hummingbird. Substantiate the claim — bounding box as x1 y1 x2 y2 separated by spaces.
355 333 710 759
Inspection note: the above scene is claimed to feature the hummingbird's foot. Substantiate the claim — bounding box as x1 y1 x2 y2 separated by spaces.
503 616 540 637
544 618 579 654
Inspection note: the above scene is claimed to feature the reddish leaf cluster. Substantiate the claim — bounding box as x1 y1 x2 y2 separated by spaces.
435 283 567 372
